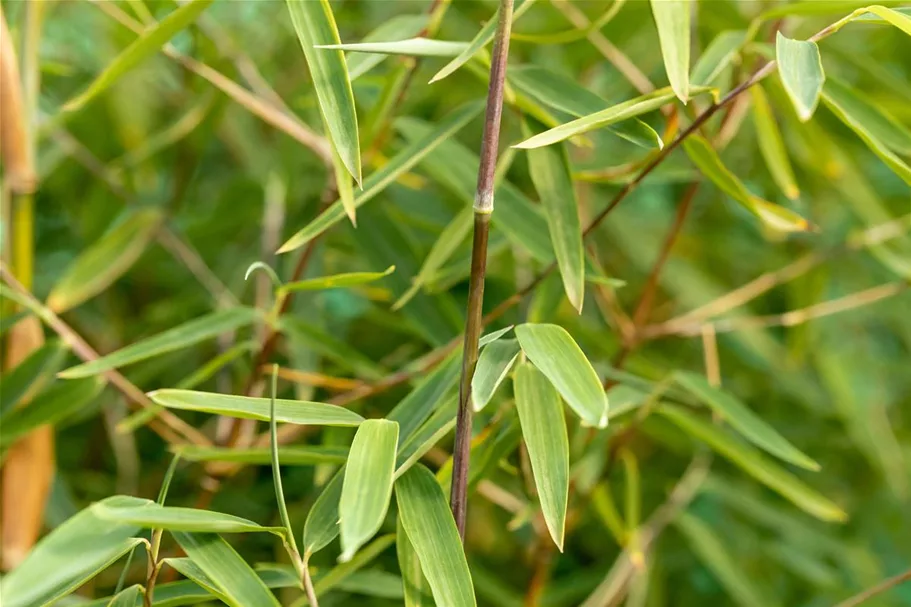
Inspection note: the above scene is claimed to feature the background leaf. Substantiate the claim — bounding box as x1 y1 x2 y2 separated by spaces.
650 0 691 102
776 32 825 121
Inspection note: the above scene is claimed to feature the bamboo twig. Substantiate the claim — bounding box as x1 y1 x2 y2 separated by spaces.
834 568 911 607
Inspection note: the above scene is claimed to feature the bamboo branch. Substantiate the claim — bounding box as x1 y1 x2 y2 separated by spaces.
450 0 515 542
834 568 911 607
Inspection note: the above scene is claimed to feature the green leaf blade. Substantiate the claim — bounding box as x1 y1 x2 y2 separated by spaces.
1 376 104 448
471 338 520 412
280 266 394 294
650 0 691 102
751 86 800 200
514 323 608 428
523 122 585 312
172 532 280 607
340 419 399 561
59 308 259 379
318 38 468 57
776 32 825 121
286 0 361 182
147 389 364 426
674 371 819 471
514 362 570 550
396 465 476 607
62 0 215 113
95 503 279 535
47 210 162 313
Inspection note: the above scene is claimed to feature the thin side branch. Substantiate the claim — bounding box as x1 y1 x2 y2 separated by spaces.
834 568 911 607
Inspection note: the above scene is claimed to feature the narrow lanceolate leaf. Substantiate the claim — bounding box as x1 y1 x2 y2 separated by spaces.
1 377 103 448
514 363 570 551
658 405 846 522
675 513 771 607
395 207 473 310
278 100 483 254
776 32 825 121
429 0 535 83
513 86 713 149
822 82 911 185
105 584 143 607
172 532 280 607
387 352 460 444
396 465 476 607
147 389 364 426
0 496 152 607
279 266 394 294
514 324 608 428
650 0 691 102
0 339 66 416
318 38 468 57
691 30 746 86
304 469 345 556
674 372 819 471
683 135 811 232
398 515 433 606
523 121 585 312
471 339 520 412
332 142 357 224
59 308 259 378
47 210 162 312
395 396 457 475
286 0 361 182
508 65 662 149
95 503 282 535
173 445 349 466
62 0 214 112
347 16 429 80
340 420 399 561
751 86 799 200
859 5 911 36
822 79 911 156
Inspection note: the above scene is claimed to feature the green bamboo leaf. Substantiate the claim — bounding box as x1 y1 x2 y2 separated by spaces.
674 371 819 471
675 512 773 607
47 210 162 312
514 323 608 428
515 324 608 428
658 405 846 521
387 353 460 444
172 532 280 607
318 38 468 57
395 396 457 475
822 82 911 185
508 65 662 149
513 86 713 149
282 318 385 380
429 0 535 83
479 326 515 346
397 515 433 606
147 389 364 426
0 339 67 416
523 121 585 312
860 4 911 35
303 469 345 556
340 419 399 561
348 16 429 80
331 142 358 225
760 0 904 19
823 79 911 156
173 445 349 466
513 362 570 550
0 495 152 607
106 584 143 607
309 535 397 602
751 85 800 200
396 465 476 607
286 0 361 183
682 135 811 232
62 0 214 113
471 339 520 412
58 308 259 379
279 266 394 295
96 503 283 535
650 0 691 102
394 207 473 310
776 32 825 121
1 377 103 448
278 101 484 254
163 557 228 601
691 30 747 87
